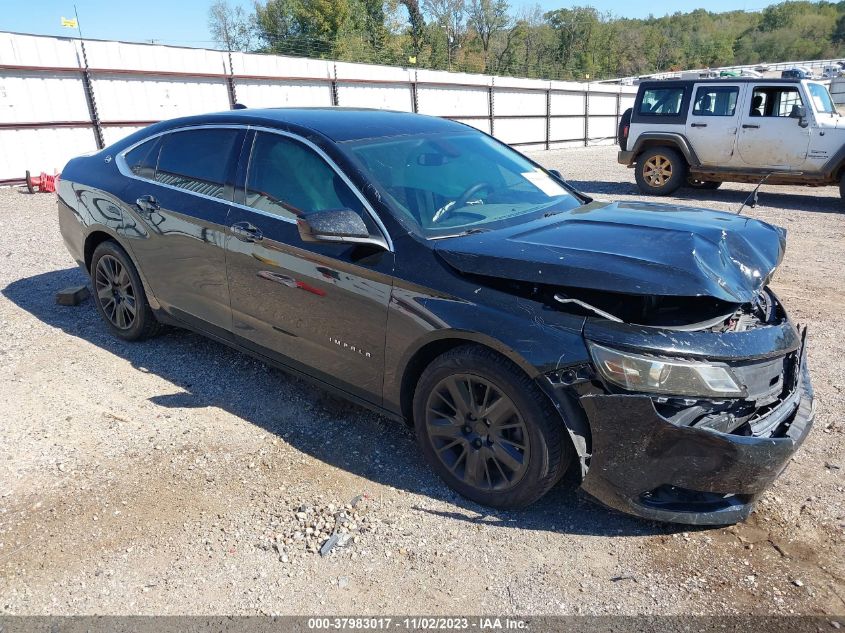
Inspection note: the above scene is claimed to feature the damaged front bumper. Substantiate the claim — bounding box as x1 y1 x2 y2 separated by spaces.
577 341 814 525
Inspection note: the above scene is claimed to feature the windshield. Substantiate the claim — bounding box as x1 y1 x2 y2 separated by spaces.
342 132 582 237
808 83 837 114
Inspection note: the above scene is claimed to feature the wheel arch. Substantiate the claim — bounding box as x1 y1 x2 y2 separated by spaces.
630 133 699 167
397 332 539 426
82 227 160 310
398 333 591 480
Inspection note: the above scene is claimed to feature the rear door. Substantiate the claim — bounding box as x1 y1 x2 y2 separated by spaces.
737 84 811 169
225 130 394 404
119 126 245 336
685 84 742 165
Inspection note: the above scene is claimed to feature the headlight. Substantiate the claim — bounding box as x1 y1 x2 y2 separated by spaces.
588 342 744 397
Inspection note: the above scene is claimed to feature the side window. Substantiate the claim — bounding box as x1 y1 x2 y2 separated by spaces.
123 136 162 179
692 86 738 116
750 87 803 117
245 132 368 222
638 87 685 115
155 129 242 199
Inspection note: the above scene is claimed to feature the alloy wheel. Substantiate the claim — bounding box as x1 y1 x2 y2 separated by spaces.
425 374 530 491
643 154 673 187
95 254 137 330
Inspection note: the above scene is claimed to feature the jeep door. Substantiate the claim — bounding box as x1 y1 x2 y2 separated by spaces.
225 130 394 405
737 84 811 169
685 84 743 165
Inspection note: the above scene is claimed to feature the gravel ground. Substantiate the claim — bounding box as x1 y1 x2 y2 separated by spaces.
0 145 843 616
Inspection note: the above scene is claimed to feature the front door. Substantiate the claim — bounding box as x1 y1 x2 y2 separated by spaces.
120 127 245 336
225 130 394 404
737 84 811 169
685 84 742 165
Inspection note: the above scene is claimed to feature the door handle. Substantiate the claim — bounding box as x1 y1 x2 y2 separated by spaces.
230 221 263 242
690 123 708 128
742 124 760 129
136 195 160 213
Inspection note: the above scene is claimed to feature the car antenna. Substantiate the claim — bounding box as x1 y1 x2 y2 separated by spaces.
737 173 771 215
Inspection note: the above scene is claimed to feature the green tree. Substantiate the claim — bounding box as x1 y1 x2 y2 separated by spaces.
467 0 511 70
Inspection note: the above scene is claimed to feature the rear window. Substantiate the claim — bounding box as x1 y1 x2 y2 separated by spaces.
638 87 685 115
155 129 242 199
123 137 162 179
692 86 739 116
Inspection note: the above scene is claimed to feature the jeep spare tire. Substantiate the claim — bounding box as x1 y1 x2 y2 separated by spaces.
618 108 633 151
635 146 687 196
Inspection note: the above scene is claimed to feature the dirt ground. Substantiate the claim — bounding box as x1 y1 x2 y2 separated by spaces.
0 145 843 616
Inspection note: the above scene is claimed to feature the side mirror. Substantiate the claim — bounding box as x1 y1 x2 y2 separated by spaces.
790 105 809 127
548 169 564 181
297 209 387 249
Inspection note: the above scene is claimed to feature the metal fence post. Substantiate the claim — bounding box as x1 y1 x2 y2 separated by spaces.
545 87 551 151
331 63 339 106
488 79 495 136
615 90 621 144
583 82 590 147
411 71 418 113
226 49 238 109
78 41 105 149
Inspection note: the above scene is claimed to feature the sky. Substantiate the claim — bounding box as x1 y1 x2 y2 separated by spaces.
0 0 779 49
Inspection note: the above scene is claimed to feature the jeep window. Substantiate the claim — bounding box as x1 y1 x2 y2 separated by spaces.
343 132 581 237
692 86 738 116
638 87 685 115
808 83 836 114
750 87 803 117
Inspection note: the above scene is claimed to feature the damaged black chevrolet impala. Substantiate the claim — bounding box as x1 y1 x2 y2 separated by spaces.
58 108 814 524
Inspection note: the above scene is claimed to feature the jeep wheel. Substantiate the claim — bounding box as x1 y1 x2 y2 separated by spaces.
839 173 845 200
686 178 722 190
635 147 687 196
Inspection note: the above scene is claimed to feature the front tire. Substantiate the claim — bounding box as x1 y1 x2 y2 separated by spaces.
839 173 845 200
90 240 161 341
412 345 572 509
635 146 687 195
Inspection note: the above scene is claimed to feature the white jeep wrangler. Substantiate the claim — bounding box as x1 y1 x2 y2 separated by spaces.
618 78 845 199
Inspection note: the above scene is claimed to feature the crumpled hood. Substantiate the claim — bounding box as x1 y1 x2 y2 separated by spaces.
435 200 787 303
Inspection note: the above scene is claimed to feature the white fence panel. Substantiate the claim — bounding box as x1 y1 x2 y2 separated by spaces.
453 118 490 134
92 75 230 121
0 32 638 181
550 116 586 144
417 85 487 117
102 125 145 146
236 80 333 108
337 83 413 111
494 88 546 117
0 71 89 123
495 117 546 145
0 127 97 178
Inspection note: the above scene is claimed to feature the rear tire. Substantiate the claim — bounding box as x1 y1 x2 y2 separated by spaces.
839 173 845 200
635 146 687 196
686 178 722 190
90 240 161 341
412 345 572 509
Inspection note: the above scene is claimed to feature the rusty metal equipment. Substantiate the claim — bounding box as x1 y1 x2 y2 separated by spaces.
25 170 60 193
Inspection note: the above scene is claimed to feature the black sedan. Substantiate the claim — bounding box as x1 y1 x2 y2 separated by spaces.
58 108 814 524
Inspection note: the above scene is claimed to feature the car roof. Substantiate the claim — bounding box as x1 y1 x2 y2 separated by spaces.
153 107 469 143
639 78 807 88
